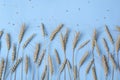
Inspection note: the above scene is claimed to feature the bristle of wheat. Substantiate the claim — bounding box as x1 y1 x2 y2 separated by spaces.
41 65 47 80
116 26 120 32
95 40 100 56
73 65 77 79
25 55 29 74
102 55 108 76
23 33 36 49
92 29 97 49
102 38 109 52
59 59 67 73
78 40 90 50
34 43 40 63
11 58 22 72
18 24 25 44
12 44 16 62
50 24 63 41
54 49 61 64
116 35 120 53
60 33 65 53
40 23 46 37
109 54 116 69
73 31 80 50
48 55 54 75
0 58 4 79
0 30 3 38
86 59 94 74
6 33 11 50
92 66 97 80
79 51 89 67
105 25 114 44
37 49 46 66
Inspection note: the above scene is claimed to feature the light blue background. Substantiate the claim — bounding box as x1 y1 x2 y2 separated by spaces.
0 0 120 80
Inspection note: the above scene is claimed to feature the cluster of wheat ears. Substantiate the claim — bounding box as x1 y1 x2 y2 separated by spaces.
0 24 120 80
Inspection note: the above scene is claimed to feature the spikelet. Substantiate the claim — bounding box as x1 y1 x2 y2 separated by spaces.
40 23 46 37
12 44 16 62
92 66 97 80
18 24 25 44
67 60 72 70
95 40 100 56
37 49 46 66
102 38 109 53
54 49 61 64
60 33 65 53
0 58 4 79
78 40 90 50
23 33 36 49
105 25 114 44
59 59 67 73
73 65 77 79
50 24 63 41
25 55 29 74
41 65 47 80
116 26 120 32
116 35 120 53
102 55 108 76
109 54 116 69
79 51 89 67
48 55 54 75
86 59 94 74
72 31 80 50
92 29 97 49
33 43 40 63
6 33 11 50
0 30 3 38
11 58 22 72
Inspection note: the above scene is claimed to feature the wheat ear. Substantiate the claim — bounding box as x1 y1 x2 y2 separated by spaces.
92 29 97 50
48 55 54 75
0 30 3 38
59 59 67 73
109 54 116 69
102 55 108 76
41 65 47 80
12 44 16 62
6 33 11 50
92 66 97 80
95 40 100 56
54 49 61 65
78 40 90 50
116 26 120 32
50 24 63 41
86 59 94 74
0 58 4 79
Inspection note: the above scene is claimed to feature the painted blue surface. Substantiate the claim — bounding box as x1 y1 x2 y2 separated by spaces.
0 0 120 80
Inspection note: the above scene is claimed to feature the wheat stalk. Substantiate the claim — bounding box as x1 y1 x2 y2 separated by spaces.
95 40 100 56
0 58 4 79
86 59 94 74
54 49 61 65
79 51 89 68
23 33 36 49
37 49 46 66
50 24 63 41
102 55 108 76
78 40 90 50
11 58 22 73
33 43 40 63
105 25 114 44
12 44 16 62
18 24 26 44
92 66 97 80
